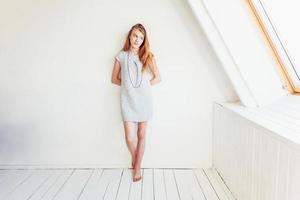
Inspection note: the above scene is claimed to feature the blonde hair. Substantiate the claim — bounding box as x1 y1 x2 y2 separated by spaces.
122 23 154 74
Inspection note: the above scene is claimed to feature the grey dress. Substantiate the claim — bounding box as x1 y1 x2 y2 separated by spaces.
115 50 153 122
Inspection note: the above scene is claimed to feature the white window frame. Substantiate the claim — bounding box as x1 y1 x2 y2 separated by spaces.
250 0 300 92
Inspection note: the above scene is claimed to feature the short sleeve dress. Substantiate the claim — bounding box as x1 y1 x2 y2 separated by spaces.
115 50 153 122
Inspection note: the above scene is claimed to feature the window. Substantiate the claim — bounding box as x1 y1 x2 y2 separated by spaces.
248 0 300 93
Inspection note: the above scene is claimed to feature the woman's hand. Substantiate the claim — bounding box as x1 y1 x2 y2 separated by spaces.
150 57 161 86
111 59 121 86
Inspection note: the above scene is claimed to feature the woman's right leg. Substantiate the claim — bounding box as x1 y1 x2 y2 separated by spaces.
123 121 137 168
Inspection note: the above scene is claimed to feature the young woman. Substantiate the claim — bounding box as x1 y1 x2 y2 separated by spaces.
111 23 161 182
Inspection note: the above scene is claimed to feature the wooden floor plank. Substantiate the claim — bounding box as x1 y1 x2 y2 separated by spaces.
40 169 74 200
103 169 123 200
29 170 64 200
153 169 167 200
174 169 206 200
205 168 236 200
76 169 95 200
129 169 143 200
0 168 229 200
0 170 18 185
6 169 52 200
78 169 104 200
163 169 180 200
0 169 34 199
96 169 116 199
53 169 93 199
190 170 207 200
141 169 154 200
194 169 219 200
0 170 11 183
115 169 131 200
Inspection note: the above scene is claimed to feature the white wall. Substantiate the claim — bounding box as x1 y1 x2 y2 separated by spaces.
0 0 237 168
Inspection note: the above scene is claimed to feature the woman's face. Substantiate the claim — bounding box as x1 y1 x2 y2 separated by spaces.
129 28 144 49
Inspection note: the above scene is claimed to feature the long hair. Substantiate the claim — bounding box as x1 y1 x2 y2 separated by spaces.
122 23 154 74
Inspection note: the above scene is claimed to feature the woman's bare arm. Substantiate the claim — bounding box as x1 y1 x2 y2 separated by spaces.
150 57 161 86
111 59 121 86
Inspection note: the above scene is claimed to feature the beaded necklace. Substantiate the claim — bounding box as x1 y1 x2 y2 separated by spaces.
127 52 143 88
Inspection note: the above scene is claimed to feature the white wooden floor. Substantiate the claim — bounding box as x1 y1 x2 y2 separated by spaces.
0 168 235 200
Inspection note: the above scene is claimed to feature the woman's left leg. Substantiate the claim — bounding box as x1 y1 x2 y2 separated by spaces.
133 121 147 181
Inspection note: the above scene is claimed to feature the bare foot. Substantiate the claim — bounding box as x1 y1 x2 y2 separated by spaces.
132 167 142 182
